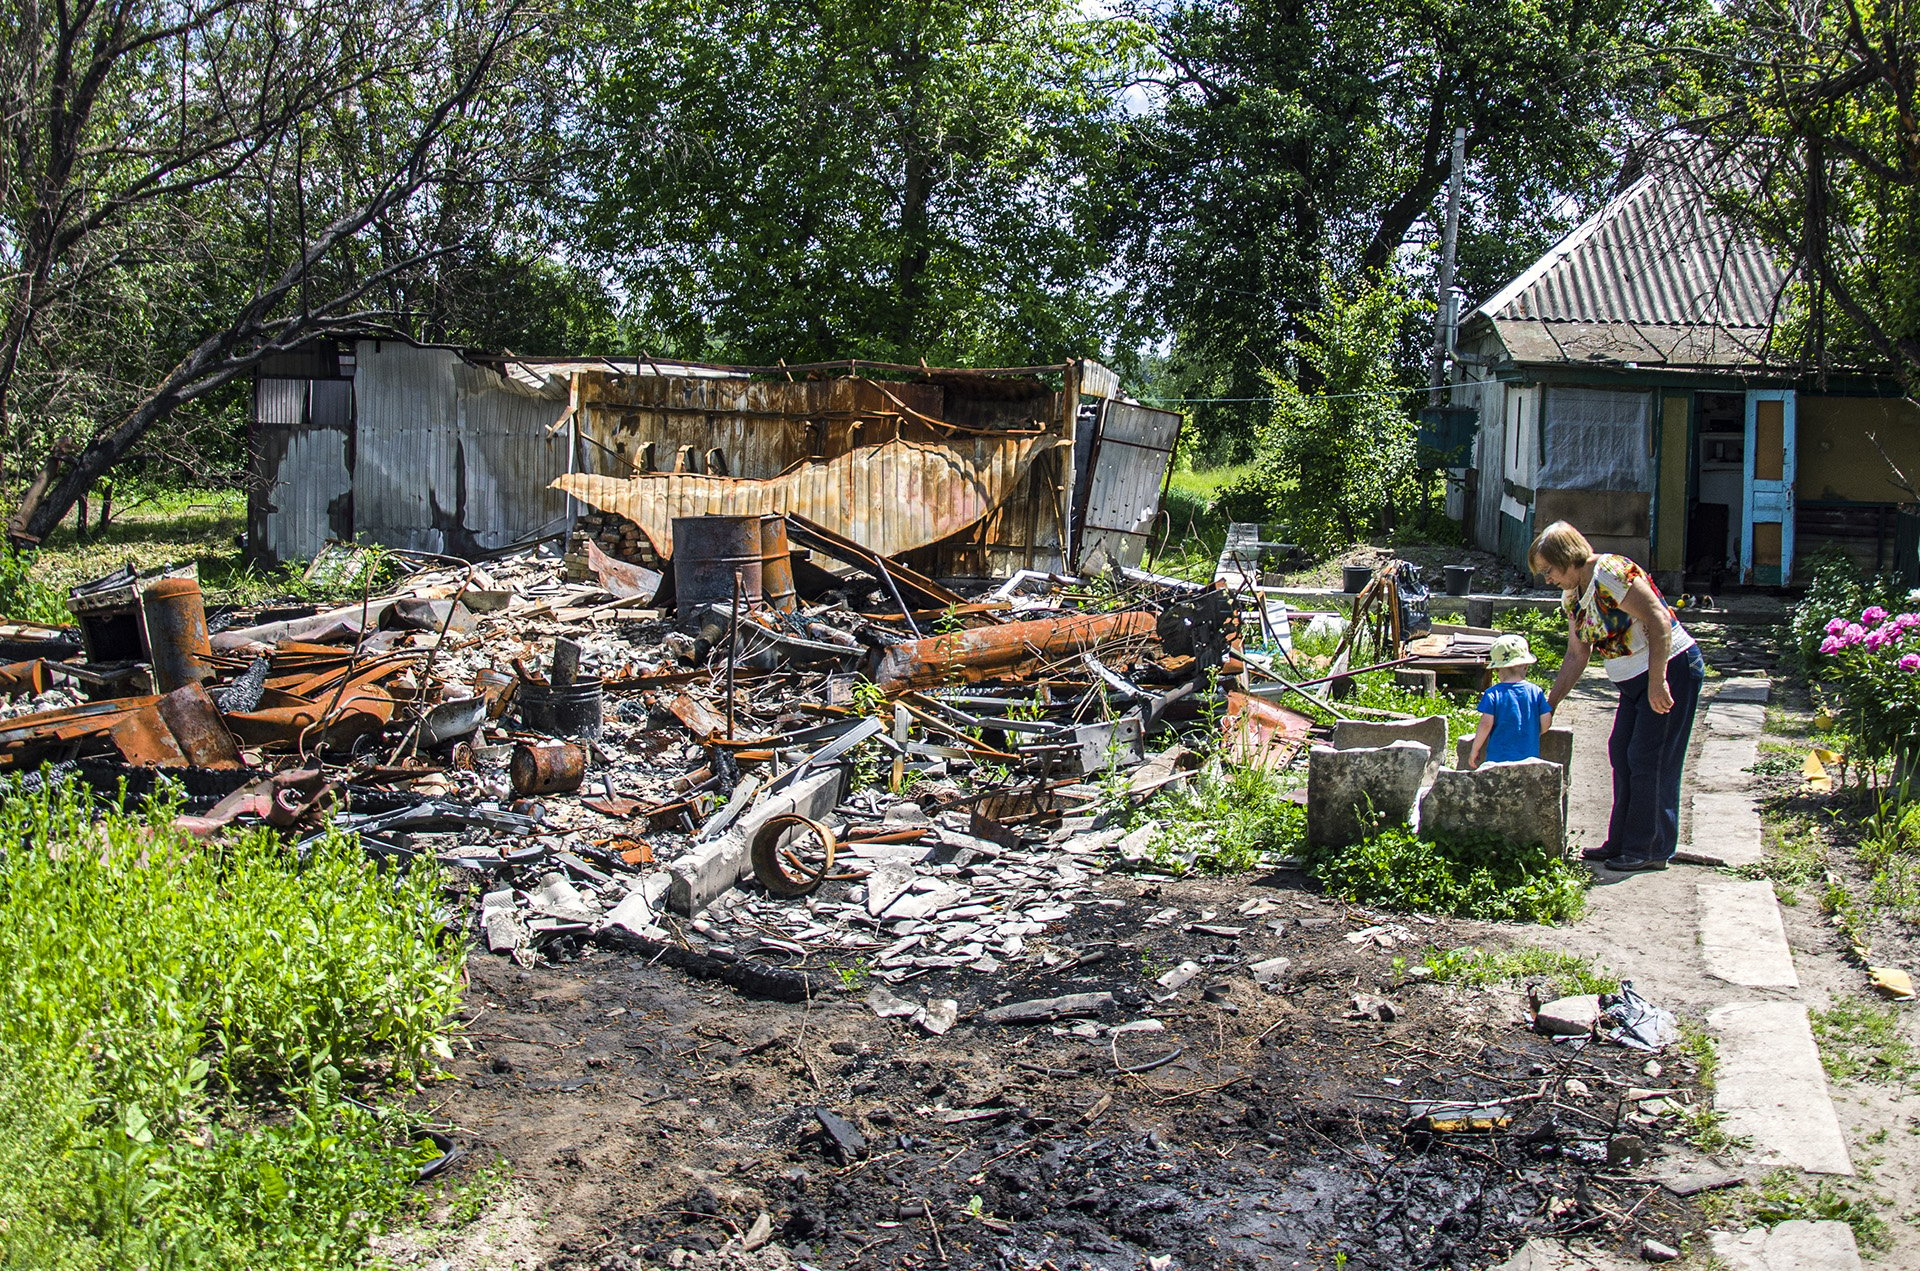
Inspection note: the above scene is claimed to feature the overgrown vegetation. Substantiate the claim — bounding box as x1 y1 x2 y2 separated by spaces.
1415 944 1618 996
0 543 68 625
0 777 464 1268
1490 606 1569 674
1128 759 1307 875
1305 824 1588 924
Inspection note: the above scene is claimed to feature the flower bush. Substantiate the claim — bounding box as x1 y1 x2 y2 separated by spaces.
1817 596 1920 765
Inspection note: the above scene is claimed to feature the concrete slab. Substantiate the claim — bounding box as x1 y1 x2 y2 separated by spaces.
1713 677 1772 704
1706 701 1768 737
1709 1001 1853 1175
1709 1220 1863 1271
1693 733 1761 791
1698 878 1800 987
668 768 845 915
1678 791 1764 867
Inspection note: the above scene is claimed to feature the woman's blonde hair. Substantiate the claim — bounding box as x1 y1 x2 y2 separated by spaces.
1529 520 1594 573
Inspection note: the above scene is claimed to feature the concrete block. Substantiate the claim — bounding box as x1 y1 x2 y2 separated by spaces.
1693 735 1760 792
1306 740 1429 849
1698 878 1799 988
668 768 844 915
1418 757 1565 855
1709 1221 1862 1271
1706 701 1767 737
1714 677 1772 704
1709 1001 1853 1175
1677 791 1763 866
1333 715 1447 783
1454 726 1572 781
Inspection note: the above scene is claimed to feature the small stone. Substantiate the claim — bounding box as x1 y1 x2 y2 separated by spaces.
866 986 919 1020
1533 994 1602 1037
916 999 958 1036
1156 960 1202 992
1563 1078 1590 1098
742 1211 773 1251
1640 1238 1679 1262
1643 1059 1663 1078
1247 955 1292 985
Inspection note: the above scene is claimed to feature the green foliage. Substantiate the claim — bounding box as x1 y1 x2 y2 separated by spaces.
1810 995 1916 1085
0 544 69 625
1129 759 1306 875
1418 944 1618 996
1220 270 1426 553
1305 824 1588 923
581 0 1144 365
0 776 464 1268
1861 798 1920 919
1491 606 1570 674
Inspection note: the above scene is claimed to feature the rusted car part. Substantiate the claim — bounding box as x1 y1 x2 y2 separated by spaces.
511 740 587 796
141 576 214 693
872 610 1160 691
749 813 838 897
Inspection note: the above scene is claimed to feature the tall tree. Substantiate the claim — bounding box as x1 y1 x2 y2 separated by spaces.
1106 0 1725 457
1 0 558 543
1710 0 1920 386
579 0 1145 366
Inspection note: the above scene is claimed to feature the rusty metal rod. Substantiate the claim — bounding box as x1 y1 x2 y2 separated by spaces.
726 568 741 741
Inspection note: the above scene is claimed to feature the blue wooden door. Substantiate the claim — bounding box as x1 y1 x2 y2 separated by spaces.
1742 389 1795 584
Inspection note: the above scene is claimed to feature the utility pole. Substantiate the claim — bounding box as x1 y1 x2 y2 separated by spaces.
1429 126 1466 407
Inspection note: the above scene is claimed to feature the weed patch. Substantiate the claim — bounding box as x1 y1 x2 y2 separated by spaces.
1810 995 1916 1084
1417 945 1618 996
0 543 69 625
1703 1169 1891 1252
0 777 464 1268
1130 760 1306 875
1490 607 1569 673
1305 826 1588 923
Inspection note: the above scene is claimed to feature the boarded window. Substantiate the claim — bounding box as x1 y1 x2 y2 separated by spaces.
1539 388 1650 491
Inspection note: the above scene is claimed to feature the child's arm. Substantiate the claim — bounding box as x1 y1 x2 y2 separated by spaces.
1468 713 1494 769
1538 689 1554 741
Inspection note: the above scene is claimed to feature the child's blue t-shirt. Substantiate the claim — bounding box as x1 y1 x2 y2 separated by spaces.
1476 680 1552 763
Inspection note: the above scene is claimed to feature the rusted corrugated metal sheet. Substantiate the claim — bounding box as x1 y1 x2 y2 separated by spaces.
555 435 1067 561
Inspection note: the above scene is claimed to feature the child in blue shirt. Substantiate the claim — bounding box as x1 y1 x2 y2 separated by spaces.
1468 633 1553 767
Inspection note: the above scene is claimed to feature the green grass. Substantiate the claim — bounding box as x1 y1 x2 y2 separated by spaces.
1811 995 1916 1084
1305 824 1589 924
1490 606 1569 674
13 483 383 612
1129 759 1307 875
1702 1169 1891 1252
0 776 465 1269
1416 944 1618 996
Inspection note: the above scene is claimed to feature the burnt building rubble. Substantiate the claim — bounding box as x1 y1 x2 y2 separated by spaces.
1 355 1551 1002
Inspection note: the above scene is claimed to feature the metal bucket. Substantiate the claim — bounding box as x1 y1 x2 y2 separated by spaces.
1443 564 1475 596
518 676 603 739
672 515 763 624
141 577 213 693
511 740 586 796
760 514 797 613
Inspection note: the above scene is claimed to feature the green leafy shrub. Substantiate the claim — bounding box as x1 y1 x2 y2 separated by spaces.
0 776 464 1268
1305 824 1588 923
0 543 70 625
1131 759 1306 874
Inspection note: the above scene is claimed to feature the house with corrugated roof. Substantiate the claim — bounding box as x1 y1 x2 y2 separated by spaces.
1452 148 1920 587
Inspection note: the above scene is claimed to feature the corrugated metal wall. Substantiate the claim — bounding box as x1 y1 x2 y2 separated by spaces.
248 377 353 563
351 341 570 558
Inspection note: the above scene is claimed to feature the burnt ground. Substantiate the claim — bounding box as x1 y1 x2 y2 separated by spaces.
413 870 1713 1271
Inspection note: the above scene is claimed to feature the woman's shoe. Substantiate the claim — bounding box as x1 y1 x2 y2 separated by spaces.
1607 857 1669 872
1581 844 1624 861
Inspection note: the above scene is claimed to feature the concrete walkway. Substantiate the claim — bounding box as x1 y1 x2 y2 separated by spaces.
1542 671 1862 1269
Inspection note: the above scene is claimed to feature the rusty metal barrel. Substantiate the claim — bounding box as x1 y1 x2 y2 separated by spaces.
511 740 586 796
759 514 797 613
672 514 763 623
141 577 213 693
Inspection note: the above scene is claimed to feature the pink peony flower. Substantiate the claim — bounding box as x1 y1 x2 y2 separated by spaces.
1863 606 1890 625
1900 613 1920 630
1864 629 1889 651
1827 617 1850 635
1845 623 1866 643
1902 653 1920 673
1821 635 1845 654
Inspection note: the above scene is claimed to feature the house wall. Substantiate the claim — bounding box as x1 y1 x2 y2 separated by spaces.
1797 395 1920 503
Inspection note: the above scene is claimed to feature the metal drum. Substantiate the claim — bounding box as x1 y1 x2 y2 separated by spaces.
759 514 797 613
141 577 213 693
510 741 586 796
672 515 763 624
517 676 603 739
